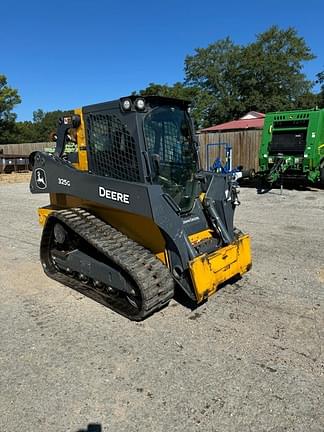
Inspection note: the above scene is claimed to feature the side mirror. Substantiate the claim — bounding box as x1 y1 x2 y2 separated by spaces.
151 153 160 176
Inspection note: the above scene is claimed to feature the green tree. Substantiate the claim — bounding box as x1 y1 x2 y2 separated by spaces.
239 27 314 110
134 82 198 101
3 108 73 144
0 74 21 143
33 109 46 124
13 122 37 143
0 75 21 122
0 74 73 143
133 82 200 126
185 38 244 126
31 109 72 142
316 70 324 107
185 26 315 127
295 92 319 109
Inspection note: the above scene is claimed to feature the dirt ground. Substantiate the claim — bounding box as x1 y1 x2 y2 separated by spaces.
0 181 323 432
0 172 31 184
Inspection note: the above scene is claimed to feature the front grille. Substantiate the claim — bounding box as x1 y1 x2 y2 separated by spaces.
86 112 141 182
269 130 306 156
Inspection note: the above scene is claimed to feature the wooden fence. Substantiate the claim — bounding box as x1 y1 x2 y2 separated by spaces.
198 130 262 171
1 131 262 172
0 142 53 155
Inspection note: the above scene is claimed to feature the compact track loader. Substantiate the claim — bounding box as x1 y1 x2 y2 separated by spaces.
30 96 251 320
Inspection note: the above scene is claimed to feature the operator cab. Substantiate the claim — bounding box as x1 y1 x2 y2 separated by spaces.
143 101 198 213
81 95 199 213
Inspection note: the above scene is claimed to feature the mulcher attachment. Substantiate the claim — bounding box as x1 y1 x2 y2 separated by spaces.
40 208 174 320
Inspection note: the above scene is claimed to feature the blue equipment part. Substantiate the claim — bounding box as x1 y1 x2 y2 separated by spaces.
207 142 234 173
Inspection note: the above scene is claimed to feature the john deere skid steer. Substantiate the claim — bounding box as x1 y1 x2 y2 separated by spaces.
30 96 251 320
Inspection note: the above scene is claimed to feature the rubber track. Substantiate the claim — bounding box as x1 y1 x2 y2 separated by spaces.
41 208 174 320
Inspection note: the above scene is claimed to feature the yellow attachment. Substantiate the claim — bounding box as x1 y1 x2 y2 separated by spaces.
38 206 55 225
188 229 213 245
199 192 206 202
189 234 252 303
74 108 88 171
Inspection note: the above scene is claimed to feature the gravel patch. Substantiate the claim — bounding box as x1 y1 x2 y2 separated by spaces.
0 182 323 432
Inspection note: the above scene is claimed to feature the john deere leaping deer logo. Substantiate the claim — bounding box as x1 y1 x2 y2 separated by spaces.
35 168 47 189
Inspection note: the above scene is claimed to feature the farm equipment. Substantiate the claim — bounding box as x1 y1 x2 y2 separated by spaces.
207 142 255 183
0 154 29 174
29 96 251 320
257 108 324 190
0 151 30 173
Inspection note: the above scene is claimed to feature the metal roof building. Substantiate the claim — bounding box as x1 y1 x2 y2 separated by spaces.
200 111 265 132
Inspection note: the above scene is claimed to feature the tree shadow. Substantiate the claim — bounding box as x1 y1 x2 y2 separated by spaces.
258 183 321 194
239 178 322 194
76 424 102 432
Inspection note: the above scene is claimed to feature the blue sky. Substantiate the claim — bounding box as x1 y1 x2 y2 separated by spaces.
2 0 323 121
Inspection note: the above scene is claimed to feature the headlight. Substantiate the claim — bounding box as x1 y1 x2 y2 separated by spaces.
135 98 145 110
122 99 132 110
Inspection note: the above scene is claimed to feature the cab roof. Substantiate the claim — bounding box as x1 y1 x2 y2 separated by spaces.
82 95 191 113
